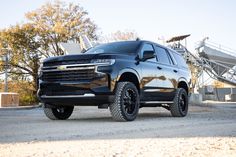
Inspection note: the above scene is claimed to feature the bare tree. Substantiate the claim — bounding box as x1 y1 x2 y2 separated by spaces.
101 30 139 42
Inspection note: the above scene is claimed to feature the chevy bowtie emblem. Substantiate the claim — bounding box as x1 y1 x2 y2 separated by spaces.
57 65 67 70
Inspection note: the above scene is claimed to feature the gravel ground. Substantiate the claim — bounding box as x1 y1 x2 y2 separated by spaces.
0 103 236 157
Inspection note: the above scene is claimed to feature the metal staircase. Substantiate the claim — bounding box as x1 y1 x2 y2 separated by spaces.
169 39 236 87
201 58 236 86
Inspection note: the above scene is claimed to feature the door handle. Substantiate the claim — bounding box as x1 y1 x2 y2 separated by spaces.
173 69 178 73
157 66 162 70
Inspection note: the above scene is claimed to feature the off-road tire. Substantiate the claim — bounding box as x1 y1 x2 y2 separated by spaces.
170 88 188 117
109 82 140 121
43 105 74 120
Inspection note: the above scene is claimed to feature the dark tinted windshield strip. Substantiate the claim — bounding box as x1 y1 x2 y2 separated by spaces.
85 41 141 54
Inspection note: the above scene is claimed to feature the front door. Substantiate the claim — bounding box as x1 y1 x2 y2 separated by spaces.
139 43 164 101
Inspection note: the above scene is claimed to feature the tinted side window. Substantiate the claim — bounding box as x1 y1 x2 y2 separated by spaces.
156 46 171 65
172 52 188 68
141 44 156 62
167 50 177 65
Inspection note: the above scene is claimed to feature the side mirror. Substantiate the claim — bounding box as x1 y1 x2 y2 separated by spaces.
142 50 156 61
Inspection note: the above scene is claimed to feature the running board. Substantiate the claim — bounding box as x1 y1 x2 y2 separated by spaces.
141 101 173 104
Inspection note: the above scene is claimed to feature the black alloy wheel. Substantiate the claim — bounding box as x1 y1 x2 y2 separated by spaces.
109 82 140 121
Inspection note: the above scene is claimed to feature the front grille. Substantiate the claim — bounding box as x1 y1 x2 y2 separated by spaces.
43 60 90 67
41 66 97 82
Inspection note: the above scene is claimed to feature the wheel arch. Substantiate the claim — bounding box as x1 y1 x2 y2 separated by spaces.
177 78 189 95
117 69 140 93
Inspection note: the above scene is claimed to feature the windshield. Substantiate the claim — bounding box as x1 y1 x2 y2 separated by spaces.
85 41 141 54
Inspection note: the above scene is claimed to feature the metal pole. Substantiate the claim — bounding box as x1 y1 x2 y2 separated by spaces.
4 52 8 92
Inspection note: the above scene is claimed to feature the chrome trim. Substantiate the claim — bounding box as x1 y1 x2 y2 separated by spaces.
141 101 173 104
43 63 110 69
41 62 113 72
41 93 95 98
144 89 161 92
42 66 95 72
84 93 96 97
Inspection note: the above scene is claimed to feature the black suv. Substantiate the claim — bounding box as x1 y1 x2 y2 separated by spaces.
38 40 191 121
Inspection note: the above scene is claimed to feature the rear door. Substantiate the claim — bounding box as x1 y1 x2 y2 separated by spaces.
154 45 178 100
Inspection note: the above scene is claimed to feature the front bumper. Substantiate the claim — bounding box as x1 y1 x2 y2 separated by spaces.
38 74 115 106
39 93 115 106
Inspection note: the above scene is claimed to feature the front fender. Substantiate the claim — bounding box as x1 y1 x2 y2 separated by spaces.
110 68 141 92
117 68 141 81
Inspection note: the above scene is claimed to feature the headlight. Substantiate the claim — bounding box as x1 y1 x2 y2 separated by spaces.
91 59 115 65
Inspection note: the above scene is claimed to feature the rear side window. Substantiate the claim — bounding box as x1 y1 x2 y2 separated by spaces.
172 52 188 68
155 46 171 65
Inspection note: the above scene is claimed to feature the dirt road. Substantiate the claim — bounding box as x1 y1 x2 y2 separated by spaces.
0 103 236 157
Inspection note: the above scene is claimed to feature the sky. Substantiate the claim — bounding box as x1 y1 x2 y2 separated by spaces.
0 0 236 52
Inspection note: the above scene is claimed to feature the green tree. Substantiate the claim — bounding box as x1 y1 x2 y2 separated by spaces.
0 24 40 93
26 0 97 56
0 0 97 96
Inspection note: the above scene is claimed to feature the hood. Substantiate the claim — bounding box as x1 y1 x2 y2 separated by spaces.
43 52 134 66
44 53 97 63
